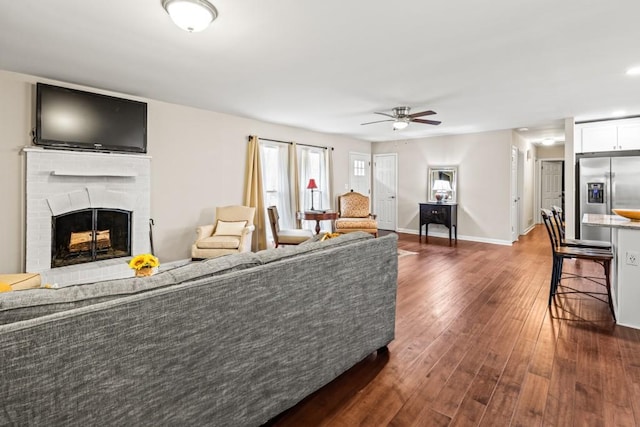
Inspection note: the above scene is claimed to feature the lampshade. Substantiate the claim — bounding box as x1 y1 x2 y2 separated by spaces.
162 0 218 32
307 179 318 190
432 180 452 192
393 120 409 130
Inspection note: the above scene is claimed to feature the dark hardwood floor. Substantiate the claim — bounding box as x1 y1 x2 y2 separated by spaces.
268 226 640 426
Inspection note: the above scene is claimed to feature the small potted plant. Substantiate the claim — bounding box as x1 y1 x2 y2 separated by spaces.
128 253 160 277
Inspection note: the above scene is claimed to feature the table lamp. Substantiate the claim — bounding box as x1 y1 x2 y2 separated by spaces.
432 180 452 202
307 179 318 210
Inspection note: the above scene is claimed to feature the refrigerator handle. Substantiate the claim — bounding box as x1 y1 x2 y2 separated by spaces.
606 172 611 214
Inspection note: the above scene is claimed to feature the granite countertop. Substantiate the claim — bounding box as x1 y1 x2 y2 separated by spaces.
582 214 640 229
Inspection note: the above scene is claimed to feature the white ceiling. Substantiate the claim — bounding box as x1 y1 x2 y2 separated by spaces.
1 0 639 144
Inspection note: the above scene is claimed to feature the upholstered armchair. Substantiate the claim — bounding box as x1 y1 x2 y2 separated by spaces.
335 191 378 237
191 205 256 260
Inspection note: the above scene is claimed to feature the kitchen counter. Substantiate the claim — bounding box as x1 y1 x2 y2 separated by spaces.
583 214 640 329
582 213 640 229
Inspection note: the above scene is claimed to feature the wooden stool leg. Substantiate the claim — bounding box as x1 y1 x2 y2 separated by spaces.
603 260 616 322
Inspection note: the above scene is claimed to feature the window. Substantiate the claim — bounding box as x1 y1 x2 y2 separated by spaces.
259 143 294 242
260 140 331 241
354 159 365 177
298 146 330 232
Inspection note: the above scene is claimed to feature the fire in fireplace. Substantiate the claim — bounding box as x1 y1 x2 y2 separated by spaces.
51 208 132 268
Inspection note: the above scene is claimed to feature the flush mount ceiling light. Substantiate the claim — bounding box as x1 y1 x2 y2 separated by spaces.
541 138 555 146
162 0 218 32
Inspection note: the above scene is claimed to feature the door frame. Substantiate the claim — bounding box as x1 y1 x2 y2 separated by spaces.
535 157 564 224
373 153 398 231
510 146 519 242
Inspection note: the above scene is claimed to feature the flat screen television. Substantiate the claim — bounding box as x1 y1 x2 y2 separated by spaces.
35 83 148 154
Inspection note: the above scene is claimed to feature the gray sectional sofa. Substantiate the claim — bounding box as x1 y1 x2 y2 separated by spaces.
0 232 398 426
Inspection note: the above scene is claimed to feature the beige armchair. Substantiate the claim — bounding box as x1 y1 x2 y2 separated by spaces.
267 206 313 247
191 205 256 260
335 191 378 237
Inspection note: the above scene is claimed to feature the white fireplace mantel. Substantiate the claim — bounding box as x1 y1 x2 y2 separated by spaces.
23 147 152 286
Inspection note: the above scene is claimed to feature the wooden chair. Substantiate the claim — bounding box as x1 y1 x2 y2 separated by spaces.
267 206 313 247
335 191 378 237
540 209 615 321
550 205 611 250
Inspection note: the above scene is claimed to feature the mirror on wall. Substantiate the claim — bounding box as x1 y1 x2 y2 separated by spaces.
428 166 457 203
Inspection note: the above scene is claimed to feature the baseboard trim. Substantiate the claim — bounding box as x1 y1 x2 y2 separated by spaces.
395 228 513 246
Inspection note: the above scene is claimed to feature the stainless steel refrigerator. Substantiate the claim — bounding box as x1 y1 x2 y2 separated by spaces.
576 153 640 242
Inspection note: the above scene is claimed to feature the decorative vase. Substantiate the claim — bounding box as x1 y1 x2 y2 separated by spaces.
135 266 154 277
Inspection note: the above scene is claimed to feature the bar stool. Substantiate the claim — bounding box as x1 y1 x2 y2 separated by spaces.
540 209 616 321
550 206 611 250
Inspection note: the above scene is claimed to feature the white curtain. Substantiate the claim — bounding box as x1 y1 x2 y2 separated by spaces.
297 145 330 232
259 142 294 244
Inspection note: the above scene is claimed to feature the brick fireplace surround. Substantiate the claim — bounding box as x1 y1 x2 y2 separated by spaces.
24 148 151 286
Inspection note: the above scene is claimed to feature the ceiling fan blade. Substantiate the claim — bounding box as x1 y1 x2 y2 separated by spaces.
411 118 442 125
361 119 395 125
374 112 396 119
409 110 436 118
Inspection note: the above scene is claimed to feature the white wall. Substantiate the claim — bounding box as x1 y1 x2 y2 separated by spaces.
537 144 564 159
0 69 371 272
512 132 538 232
372 130 514 244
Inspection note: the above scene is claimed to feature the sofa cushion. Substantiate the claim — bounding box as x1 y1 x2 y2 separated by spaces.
167 252 262 284
214 220 247 236
256 231 373 264
0 252 262 325
335 218 377 230
196 235 241 249
0 273 174 325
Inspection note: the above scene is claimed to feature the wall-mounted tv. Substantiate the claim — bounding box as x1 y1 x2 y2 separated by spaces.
35 83 148 154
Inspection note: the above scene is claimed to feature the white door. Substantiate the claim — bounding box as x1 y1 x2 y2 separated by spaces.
373 153 397 231
511 146 519 242
348 152 371 196
541 161 563 211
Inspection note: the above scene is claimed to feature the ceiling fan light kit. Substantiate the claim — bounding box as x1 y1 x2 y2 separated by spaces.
361 106 441 130
162 0 218 32
393 119 409 130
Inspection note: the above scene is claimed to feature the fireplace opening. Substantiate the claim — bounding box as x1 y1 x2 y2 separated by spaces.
52 208 132 268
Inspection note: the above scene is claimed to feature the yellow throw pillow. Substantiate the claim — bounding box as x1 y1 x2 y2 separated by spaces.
0 282 12 293
0 273 41 290
213 220 248 236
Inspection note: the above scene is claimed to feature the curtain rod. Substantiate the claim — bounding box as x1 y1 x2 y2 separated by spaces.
251 136 334 151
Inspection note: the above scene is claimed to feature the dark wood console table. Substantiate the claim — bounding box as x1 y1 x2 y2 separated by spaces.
302 211 338 235
419 203 458 245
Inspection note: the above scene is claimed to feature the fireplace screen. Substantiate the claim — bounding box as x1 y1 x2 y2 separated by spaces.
51 208 132 268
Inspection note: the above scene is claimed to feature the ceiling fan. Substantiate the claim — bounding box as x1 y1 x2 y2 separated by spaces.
361 106 441 130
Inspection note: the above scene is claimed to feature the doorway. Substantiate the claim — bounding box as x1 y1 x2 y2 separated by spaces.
540 160 564 214
373 153 397 231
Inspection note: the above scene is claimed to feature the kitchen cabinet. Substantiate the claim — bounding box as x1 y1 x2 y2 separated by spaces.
617 123 640 150
576 118 640 152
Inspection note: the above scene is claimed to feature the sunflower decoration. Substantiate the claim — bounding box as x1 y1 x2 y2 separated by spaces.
320 232 341 242
128 253 160 276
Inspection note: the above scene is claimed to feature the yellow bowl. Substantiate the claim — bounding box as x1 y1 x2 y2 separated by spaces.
612 209 640 221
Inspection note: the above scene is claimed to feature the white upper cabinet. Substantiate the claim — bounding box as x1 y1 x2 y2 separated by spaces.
617 123 640 150
576 118 640 152
581 125 617 152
